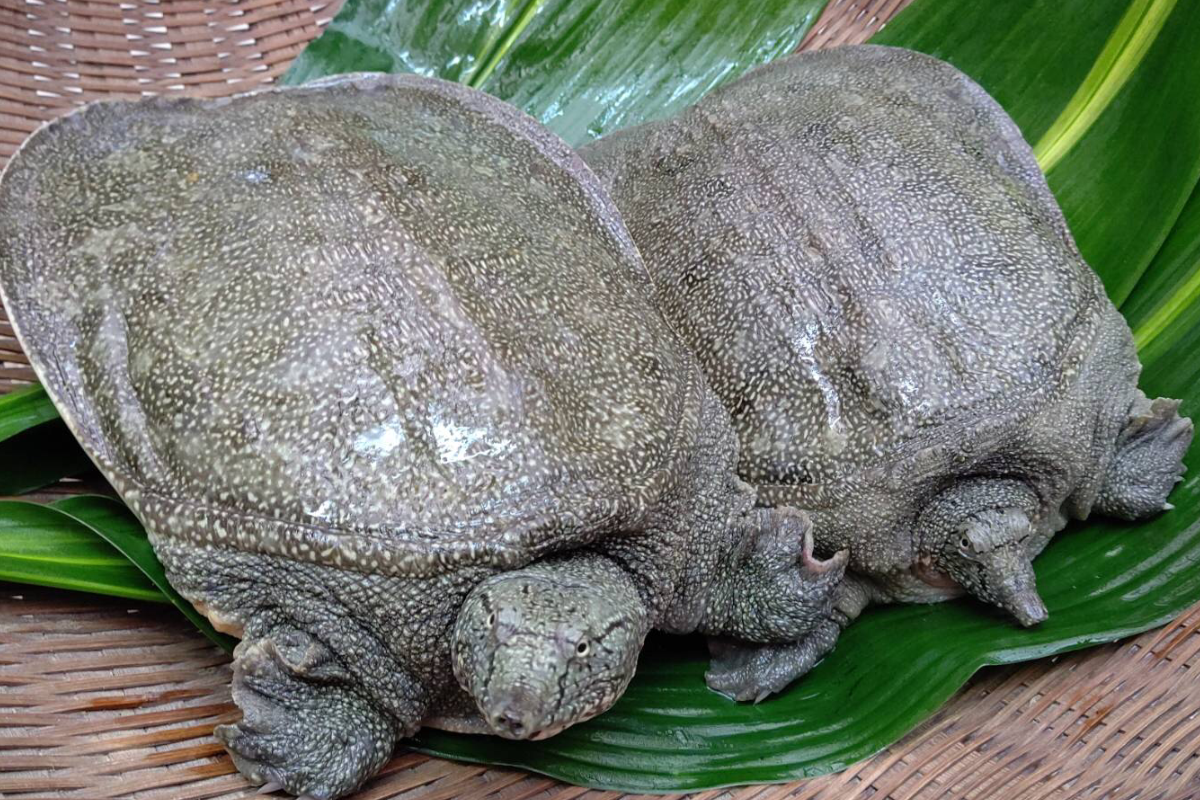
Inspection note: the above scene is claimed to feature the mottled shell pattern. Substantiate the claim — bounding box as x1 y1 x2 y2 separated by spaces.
588 46 1100 484
581 45 1135 572
0 73 703 577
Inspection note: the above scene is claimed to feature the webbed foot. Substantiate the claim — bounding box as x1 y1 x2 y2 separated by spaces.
216 629 397 800
705 618 841 702
704 572 876 702
1096 395 1192 520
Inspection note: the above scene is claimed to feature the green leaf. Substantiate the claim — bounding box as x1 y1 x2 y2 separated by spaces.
1032 0 1177 173
0 500 163 603
281 0 521 87
0 497 235 652
472 0 828 146
1123 182 1200 414
1125 184 1200 356
0 384 59 440
0 383 91 494
49 495 237 654
281 0 829 145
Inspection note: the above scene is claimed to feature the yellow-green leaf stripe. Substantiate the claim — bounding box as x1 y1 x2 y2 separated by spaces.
467 0 548 88
1033 0 1175 172
1133 259 1200 349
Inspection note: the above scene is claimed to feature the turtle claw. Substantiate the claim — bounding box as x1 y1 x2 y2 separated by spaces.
802 532 849 576
1096 395 1192 520
257 781 283 795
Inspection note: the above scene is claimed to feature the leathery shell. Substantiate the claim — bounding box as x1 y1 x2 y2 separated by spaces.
0 73 703 577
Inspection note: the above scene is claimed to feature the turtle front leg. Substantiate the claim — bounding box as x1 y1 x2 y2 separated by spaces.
698 507 847 644
704 572 874 702
1095 393 1192 520
156 544 433 799
217 628 397 799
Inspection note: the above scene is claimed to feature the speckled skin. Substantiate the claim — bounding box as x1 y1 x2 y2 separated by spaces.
0 74 847 797
581 45 1193 699
450 505 846 738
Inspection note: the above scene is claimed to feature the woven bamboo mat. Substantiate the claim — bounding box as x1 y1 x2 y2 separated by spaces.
4 585 1200 800
2 0 1200 798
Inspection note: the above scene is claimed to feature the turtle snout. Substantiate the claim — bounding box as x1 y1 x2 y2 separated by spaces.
488 687 545 740
492 706 535 739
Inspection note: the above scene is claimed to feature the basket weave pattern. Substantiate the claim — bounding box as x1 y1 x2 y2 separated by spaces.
4 587 1199 800
2 1 1200 798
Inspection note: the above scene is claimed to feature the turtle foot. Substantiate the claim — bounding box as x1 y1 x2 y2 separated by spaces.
1097 395 1192 520
217 631 397 800
705 617 841 702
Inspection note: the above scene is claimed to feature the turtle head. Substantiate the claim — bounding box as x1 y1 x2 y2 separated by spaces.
923 480 1049 627
452 555 648 740
937 507 1047 627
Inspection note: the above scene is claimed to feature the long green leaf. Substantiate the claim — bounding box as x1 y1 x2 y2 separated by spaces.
1126 184 1200 354
0 500 163 602
281 0 829 146
0 384 58 439
50 495 237 653
1032 0 1176 173
473 0 828 146
1123 183 1200 410
281 0 523 87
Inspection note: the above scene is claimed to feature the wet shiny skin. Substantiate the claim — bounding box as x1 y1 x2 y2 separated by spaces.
582 45 1191 698
0 73 844 797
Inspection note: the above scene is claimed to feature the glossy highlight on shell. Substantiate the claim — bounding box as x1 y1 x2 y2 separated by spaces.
0 71 849 797
582 45 1192 698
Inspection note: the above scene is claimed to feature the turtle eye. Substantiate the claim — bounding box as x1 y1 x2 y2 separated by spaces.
575 640 590 657
487 612 497 627
960 536 970 550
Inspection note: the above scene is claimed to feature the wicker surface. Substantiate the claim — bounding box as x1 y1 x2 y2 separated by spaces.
4 584 1200 800
0 0 338 165
3 0 1200 799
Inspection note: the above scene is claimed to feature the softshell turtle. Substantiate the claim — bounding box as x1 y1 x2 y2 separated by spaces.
0 75 845 797
580 45 1193 699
